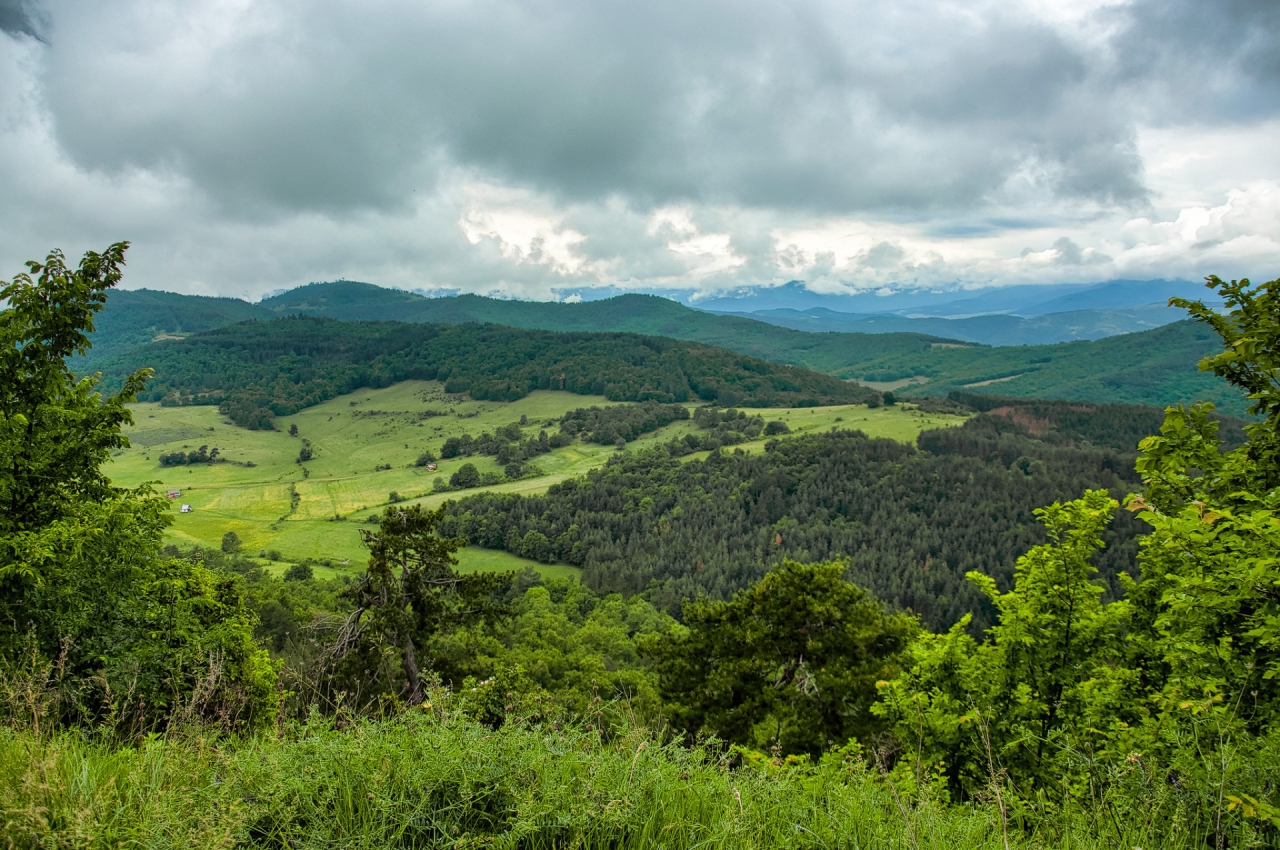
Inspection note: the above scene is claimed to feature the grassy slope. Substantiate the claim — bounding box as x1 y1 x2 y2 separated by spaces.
109 381 964 574
2 712 1199 849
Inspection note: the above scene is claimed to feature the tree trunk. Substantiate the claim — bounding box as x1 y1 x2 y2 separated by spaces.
401 633 423 705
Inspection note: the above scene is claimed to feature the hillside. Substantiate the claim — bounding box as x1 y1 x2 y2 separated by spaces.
81 287 271 361
86 280 1246 415
95 316 874 427
110 383 959 566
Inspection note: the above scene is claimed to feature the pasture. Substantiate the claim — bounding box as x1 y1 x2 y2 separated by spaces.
108 381 966 575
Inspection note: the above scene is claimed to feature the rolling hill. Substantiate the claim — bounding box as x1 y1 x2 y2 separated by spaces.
88 281 1246 415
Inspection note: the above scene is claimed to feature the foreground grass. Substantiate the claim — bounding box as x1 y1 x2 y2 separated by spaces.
107 383 965 569
1 708 1249 849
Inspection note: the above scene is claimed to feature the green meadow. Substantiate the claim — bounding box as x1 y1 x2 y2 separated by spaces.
108 381 965 575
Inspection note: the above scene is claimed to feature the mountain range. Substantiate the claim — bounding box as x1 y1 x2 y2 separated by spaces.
83 280 1247 416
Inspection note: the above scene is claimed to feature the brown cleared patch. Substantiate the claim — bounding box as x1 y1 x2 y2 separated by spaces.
988 406 1052 436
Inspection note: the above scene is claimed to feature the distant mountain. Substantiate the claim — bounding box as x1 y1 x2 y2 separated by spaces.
696 278 1217 319
83 279 1247 415
693 281 1084 316
719 303 1186 345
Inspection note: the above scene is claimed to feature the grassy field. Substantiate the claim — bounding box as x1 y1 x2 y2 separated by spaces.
109 381 965 574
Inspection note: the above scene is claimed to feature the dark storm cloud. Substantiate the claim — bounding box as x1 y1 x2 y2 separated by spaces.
35 0 1156 217
1115 0 1280 121
0 0 44 40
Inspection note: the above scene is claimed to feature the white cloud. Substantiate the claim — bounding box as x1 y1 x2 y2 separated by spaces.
647 207 746 281
459 183 609 279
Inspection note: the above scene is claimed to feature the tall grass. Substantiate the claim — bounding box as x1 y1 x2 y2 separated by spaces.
2 695 1269 849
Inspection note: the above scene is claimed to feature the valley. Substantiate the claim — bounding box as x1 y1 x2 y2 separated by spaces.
110 381 966 573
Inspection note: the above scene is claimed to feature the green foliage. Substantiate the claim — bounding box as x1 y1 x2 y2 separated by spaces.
327 505 511 708
0 246 276 733
644 561 916 758
874 275 1280 836
221 531 241 553
0 244 148 534
875 490 1127 795
488 579 675 718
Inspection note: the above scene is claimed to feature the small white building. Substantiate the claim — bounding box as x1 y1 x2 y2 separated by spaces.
179 504 192 513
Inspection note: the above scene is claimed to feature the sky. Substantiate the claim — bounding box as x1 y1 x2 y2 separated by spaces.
1 0 1278 302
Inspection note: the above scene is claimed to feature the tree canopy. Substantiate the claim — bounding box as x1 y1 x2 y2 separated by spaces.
0 245 276 732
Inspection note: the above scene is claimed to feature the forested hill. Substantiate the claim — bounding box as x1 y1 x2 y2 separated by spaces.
79 288 271 361
86 280 1246 414
95 317 872 428
438 411 1155 631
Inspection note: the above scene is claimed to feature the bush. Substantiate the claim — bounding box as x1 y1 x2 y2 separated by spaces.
415 450 436 467
221 531 242 553
763 420 790 436
388 491 404 503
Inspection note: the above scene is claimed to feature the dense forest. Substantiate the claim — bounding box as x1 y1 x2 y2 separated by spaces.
4 247 1279 847
437 409 1157 631
93 316 871 428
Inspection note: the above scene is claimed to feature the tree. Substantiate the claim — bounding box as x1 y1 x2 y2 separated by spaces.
0 245 276 731
1130 275 1280 728
329 505 511 707
222 531 242 553
449 462 479 489
0 244 149 534
642 560 917 758
874 490 1127 795
875 275 1280 826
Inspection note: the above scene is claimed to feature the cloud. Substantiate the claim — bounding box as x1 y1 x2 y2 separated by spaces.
0 0 44 40
648 208 745 281
0 0 1276 298
459 183 607 279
